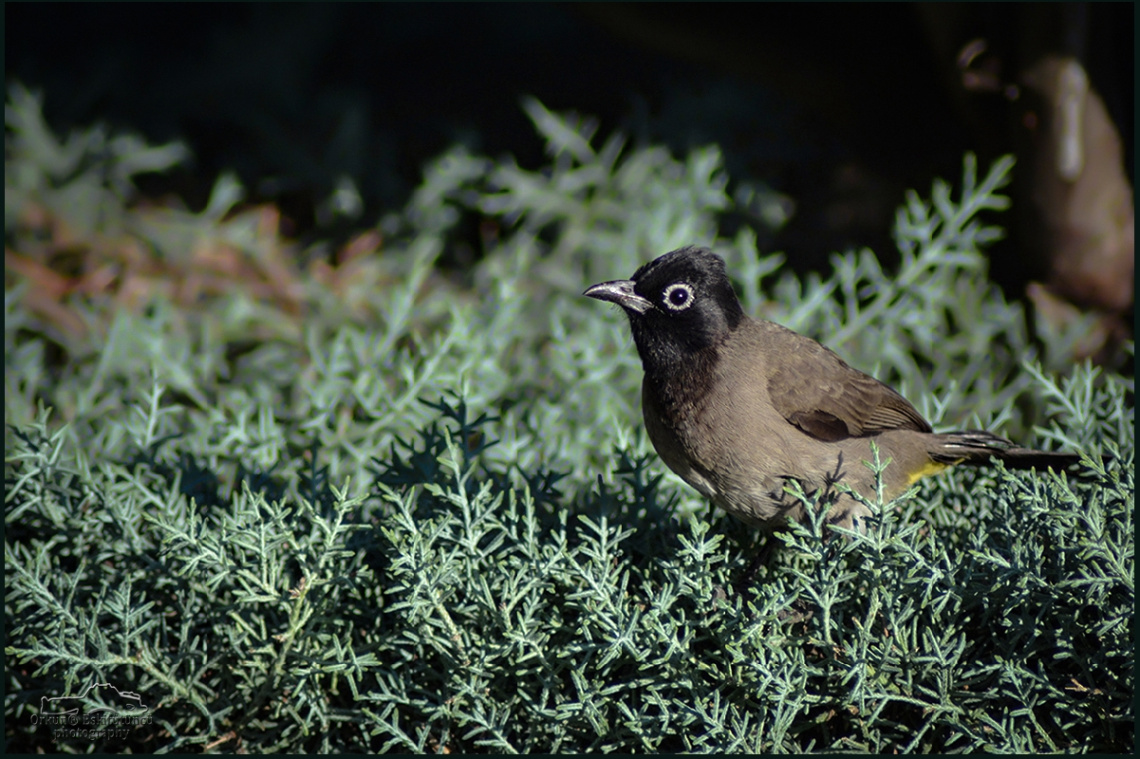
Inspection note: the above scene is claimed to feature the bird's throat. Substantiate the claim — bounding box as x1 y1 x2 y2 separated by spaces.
638 337 721 420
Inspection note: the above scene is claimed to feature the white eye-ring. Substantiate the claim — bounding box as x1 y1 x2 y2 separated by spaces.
661 282 694 311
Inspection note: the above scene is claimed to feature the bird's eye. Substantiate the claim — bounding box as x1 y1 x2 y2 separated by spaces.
662 282 694 311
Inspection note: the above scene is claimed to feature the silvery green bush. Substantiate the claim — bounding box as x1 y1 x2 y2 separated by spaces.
6 89 1132 752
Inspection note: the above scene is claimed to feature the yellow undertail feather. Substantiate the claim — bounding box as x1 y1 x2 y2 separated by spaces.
906 460 952 486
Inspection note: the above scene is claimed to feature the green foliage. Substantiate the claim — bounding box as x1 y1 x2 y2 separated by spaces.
5 83 192 236
5 89 1133 752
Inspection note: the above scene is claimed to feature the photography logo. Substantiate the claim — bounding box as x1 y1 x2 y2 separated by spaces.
33 681 152 743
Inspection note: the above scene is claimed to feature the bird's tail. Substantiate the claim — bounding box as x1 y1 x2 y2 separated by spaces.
930 430 1087 470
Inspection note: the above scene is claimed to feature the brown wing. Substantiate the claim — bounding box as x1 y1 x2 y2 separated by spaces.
763 325 932 442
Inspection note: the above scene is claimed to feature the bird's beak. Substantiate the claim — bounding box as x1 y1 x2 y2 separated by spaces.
583 279 653 314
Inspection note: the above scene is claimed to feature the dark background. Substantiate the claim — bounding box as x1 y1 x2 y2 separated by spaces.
6 3 1134 287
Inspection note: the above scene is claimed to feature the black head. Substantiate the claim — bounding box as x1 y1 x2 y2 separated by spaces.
584 246 745 371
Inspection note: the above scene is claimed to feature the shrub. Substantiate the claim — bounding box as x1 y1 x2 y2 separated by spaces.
5 87 1132 752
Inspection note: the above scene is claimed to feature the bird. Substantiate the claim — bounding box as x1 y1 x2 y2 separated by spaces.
584 245 1087 538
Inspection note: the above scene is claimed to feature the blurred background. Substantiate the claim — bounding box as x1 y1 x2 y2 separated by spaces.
6 2 1133 355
